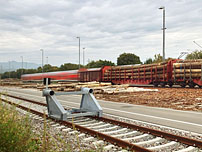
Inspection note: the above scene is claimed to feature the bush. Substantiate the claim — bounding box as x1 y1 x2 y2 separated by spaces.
0 99 39 152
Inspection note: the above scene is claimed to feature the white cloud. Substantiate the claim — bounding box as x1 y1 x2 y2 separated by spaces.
0 0 202 66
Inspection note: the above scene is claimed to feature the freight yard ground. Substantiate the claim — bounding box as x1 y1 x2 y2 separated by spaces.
0 86 202 135
95 87 202 112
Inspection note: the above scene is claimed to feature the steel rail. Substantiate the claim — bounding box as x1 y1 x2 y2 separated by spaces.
1 93 202 149
0 98 151 152
97 117 202 148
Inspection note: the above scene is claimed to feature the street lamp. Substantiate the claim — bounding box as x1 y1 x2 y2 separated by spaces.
76 37 80 69
83 47 85 66
159 6 166 62
21 56 23 75
46 56 49 65
40 49 44 73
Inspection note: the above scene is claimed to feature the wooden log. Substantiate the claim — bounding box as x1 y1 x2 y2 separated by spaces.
176 59 202 63
110 65 167 71
104 74 168 79
173 73 201 78
174 69 201 73
173 62 202 69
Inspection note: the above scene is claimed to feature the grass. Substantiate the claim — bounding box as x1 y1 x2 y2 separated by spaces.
0 95 101 152
0 97 39 152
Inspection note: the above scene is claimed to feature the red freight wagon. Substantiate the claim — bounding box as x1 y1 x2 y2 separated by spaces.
79 66 111 82
102 60 178 87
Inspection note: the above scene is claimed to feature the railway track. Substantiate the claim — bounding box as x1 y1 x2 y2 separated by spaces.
1 93 202 152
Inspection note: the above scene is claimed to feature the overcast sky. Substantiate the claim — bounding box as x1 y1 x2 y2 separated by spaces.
0 0 202 66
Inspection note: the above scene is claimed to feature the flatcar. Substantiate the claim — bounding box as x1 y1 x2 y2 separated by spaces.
101 59 177 87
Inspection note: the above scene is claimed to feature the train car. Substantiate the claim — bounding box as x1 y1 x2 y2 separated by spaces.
21 70 79 82
79 66 111 82
102 59 178 87
172 60 202 88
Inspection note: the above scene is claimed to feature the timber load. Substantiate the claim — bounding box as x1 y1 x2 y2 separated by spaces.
173 61 202 79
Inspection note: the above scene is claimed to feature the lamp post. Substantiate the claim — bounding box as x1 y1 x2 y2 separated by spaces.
21 56 23 75
76 37 80 69
159 6 166 62
8 61 10 78
46 56 49 65
40 49 44 73
83 47 85 66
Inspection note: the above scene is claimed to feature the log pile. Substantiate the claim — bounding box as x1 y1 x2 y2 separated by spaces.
103 62 168 80
0 79 22 86
173 60 202 79
101 85 158 94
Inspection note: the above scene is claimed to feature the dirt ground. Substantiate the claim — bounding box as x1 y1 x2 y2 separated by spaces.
95 87 202 112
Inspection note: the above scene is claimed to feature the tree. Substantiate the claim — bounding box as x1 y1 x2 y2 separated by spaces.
59 63 82 71
86 60 115 68
117 53 141 65
144 58 153 64
153 54 163 63
186 50 202 60
43 64 59 72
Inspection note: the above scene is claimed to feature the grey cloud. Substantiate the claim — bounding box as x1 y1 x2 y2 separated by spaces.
0 0 202 65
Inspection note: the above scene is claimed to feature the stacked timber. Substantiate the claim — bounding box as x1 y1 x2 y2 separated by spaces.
103 61 168 81
173 60 202 79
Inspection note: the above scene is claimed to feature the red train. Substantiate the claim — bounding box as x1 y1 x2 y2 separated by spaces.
21 70 78 81
21 59 202 88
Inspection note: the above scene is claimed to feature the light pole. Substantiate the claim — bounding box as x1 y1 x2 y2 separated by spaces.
83 47 85 66
21 56 23 75
46 56 48 65
40 49 44 73
8 61 10 78
76 37 80 69
159 6 166 62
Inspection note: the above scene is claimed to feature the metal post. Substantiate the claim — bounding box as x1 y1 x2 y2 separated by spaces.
159 6 166 62
46 56 48 65
8 61 10 78
40 49 44 73
83 47 85 66
21 56 23 75
76 37 80 69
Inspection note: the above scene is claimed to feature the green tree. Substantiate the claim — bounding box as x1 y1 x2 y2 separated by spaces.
86 60 115 68
43 64 59 72
153 54 163 63
144 58 153 64
117 53 141 65
59 63 82 71
185 50 202 60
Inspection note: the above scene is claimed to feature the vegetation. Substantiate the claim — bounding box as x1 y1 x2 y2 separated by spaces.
144 58 153 64
152 54 163 63
0 98 39 151
185 50 202 60
117 53 141 65
86 60 115 68
144 54 175 64
0 97 98 152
